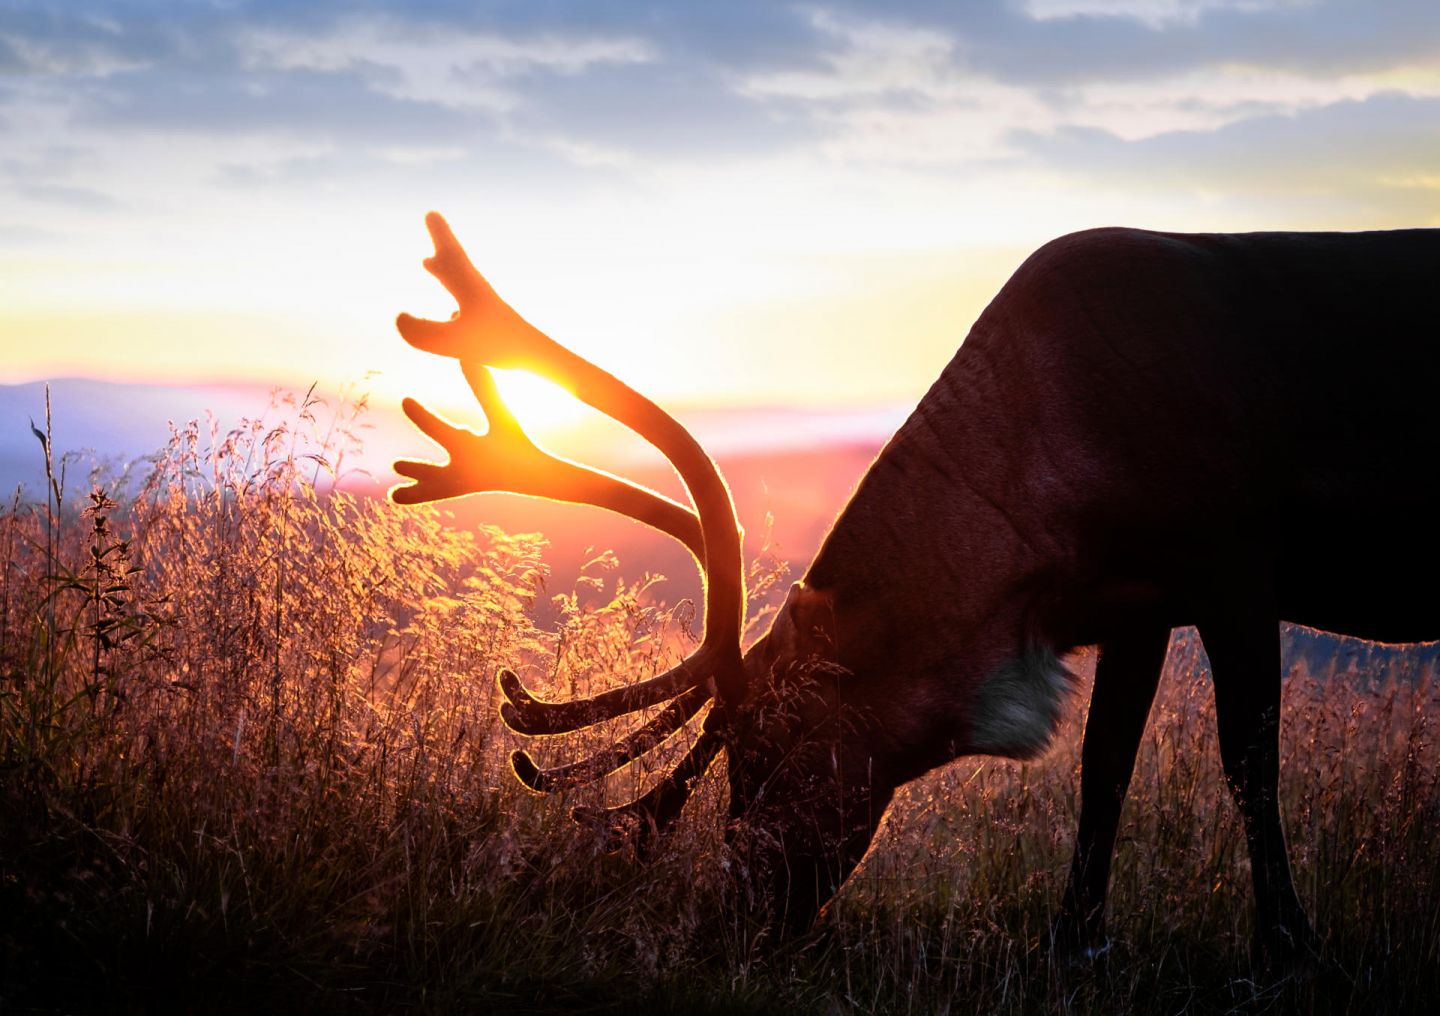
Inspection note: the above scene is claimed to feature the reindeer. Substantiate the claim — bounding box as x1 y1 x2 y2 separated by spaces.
391 213 1440 967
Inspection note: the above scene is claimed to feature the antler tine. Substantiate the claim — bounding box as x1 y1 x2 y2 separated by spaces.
509 685 710 793
572 729 724 855
393 362 704 561
499 664 712 736
461 359 522 435
397 212 747 705
395 212 745 848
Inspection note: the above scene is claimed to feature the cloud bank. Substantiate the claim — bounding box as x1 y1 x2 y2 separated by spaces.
2 1 1437 406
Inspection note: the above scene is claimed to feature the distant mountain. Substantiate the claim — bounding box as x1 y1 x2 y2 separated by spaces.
0 377 908 499
0 378 282 498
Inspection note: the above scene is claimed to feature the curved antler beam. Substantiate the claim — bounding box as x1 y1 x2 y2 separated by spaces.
509 685 710 792
396 212 746 702
498 664 714 736
393 363 704 561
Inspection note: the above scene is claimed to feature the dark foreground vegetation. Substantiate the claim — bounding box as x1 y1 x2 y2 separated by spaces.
2 394 1438 1014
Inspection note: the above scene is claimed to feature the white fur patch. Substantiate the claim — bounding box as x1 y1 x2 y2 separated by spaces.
970 645 1070 759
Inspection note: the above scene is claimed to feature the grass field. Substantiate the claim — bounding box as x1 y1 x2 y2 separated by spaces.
2 395 1438 1014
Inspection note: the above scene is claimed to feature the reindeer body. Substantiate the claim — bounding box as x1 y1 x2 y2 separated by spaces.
781 226 1440 955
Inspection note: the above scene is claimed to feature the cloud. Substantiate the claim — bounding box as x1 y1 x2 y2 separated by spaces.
19 0 1434 181
0 222 60 248
0 33 21 73
0 5 166 77
820 0 1440 88
0 6 661 155
206 132 619 194
76 64 483 144
728 5 1440 176
504 59 823 161
742 11 957 103
239 17 654 114
1051 64 1440 139
5 0 1440 414
1017 0 1312 31
1012 91 1440 221
16 182 120 210
2 0 1439 247
0 144 90 180
0 3 819 179
737 10 1046 166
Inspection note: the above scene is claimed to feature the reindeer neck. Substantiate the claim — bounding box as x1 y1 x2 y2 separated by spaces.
809 337 1066 669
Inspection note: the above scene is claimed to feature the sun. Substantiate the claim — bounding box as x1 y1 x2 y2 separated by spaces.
487 368 589 435
380 360 590 443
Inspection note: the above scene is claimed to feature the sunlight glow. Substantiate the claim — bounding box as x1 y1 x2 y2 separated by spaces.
372 358 591 443
489 368 589 433
5 3 1437 418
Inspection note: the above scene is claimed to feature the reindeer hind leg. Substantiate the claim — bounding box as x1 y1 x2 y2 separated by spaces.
1199 609 1318 973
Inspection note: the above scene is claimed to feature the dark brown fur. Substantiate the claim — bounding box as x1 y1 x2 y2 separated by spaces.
727 228 1440 961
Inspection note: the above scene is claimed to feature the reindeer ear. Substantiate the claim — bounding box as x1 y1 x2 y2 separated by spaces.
781 581 836 651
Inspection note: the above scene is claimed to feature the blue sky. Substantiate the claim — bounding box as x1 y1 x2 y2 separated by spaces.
2 0 1438 414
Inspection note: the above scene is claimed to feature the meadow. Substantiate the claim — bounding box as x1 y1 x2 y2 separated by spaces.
2 392 1438 1015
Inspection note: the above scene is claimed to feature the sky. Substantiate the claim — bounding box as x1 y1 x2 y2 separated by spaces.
3 0 1439 424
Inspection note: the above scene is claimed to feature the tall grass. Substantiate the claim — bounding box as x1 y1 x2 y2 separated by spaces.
2 392 1437 1014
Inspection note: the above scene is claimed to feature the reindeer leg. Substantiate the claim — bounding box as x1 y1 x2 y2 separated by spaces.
1053 625 1170 962
1198 610 1317 972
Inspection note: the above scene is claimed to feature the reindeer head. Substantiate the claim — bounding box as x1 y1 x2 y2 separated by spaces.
391 212 892 932
723 580 900 930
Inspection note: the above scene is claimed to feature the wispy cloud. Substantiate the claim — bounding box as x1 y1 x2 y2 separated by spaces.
1017 0 1313 31
730 3 1440 190
2 1 1436 223
240 17 654 114
3 1 1439 403
1014 91 1440 222
16 182 120 210
0 12 151 78
739 10 1048 166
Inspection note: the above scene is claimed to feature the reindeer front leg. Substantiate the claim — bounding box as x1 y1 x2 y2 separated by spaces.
1053 625 1169 962
1199 610 1318 971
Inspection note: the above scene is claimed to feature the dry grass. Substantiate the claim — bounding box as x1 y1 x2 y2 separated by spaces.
2 391 1438 1014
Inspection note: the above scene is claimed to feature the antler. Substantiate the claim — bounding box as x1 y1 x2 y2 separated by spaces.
393 211 747 840
394 362 704 561
509 682 710 792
